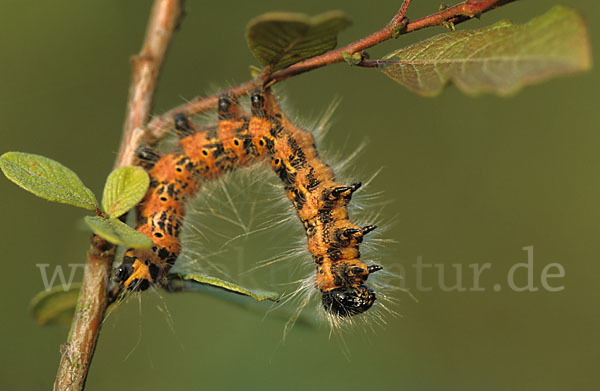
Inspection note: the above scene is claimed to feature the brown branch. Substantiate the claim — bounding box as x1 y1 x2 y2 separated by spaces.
145 0 516 142
405 0 518 33
53 1 184 390
53 237 115 391
115 0 184 169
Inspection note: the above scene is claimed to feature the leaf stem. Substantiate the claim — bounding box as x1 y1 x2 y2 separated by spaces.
53 1 183 390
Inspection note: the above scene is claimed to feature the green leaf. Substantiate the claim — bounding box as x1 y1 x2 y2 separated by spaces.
0 152 98 210
84 216 152 249
380 6 592 96
29 284 81 326
102 166 149 218
246 10 351 72
169 272 280 302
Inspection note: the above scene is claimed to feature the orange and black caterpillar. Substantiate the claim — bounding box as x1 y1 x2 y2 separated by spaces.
114 88 383 317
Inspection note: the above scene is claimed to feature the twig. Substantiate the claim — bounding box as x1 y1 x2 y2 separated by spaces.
405 0 517 33
115 0 184 168
53 237 116 391
145 0 516 142
53 1 183 390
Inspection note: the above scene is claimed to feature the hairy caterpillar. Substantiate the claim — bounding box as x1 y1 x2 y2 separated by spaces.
114 88 383 317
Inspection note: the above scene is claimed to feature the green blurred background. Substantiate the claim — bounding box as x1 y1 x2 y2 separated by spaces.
1 1 598 390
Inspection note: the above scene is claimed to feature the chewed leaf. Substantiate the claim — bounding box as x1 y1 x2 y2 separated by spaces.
169 272 280 302
246 10 351 71
0 152 98 210
84 216 152 249
30 284 81 326
380 6 592 96
102 166 149 218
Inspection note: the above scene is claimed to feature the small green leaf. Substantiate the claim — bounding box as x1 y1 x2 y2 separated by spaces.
30 284 81 326
102 166 149 218
0 152 98 210
380 6 592 96
169 272 280 302
84 216 152 249
246 10 351 72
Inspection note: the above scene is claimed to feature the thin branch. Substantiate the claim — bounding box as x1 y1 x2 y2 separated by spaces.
53 238 116 391
405 0 517 33
53 1 184 390
145 0 516 143
115 0 184 169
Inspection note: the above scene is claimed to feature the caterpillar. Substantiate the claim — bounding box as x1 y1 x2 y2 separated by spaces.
113 88 383 317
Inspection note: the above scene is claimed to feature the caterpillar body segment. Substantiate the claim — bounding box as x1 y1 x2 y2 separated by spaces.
114 88 382 317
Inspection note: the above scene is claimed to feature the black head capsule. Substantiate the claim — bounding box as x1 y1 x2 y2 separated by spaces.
322 285 376 317
114 263 133 283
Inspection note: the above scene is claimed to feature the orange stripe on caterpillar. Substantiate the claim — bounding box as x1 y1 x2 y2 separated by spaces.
113 89 382 317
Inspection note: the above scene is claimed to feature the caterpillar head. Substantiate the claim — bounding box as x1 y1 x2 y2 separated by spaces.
321 264 383 317
114 252 159 292
113 263 150 291
321 284 376 317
